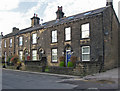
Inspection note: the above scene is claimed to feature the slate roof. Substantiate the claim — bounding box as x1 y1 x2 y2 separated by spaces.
3 6 108 38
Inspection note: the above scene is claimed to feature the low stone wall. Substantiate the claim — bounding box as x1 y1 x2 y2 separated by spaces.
25 65 43 72
73 61 101 76
48 66 74 75
24 61 41 66
6 61 104 76
24 60 47 72
6 66 16 70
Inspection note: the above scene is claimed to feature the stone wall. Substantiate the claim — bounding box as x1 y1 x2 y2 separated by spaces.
48 66 74 75
74 61 101 76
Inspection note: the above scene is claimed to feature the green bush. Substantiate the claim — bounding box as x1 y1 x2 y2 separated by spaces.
7 56 13 63
10 55 20 65
59 56 65 62
59 61 64 67
67 61 74 67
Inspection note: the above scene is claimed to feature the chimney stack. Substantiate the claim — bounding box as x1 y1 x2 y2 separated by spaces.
12 27 19 33
31 13 40 27
1 32 3 37
56 6 64 19
106 0 113 6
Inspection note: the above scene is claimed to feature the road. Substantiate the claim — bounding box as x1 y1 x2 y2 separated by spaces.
2 69 77 89
2 69 119 90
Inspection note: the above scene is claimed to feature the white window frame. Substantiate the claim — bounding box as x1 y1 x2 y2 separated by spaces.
32 33 37 44
4 52 7 63
9 38 12 47
82 46 90 61
52 30 57 43
81 23 90 38
65 27 71 41
32 50 37 60
4 40 6 47
0 41 1 48
19 51 23 61
52 49 57 62
19 36 23 46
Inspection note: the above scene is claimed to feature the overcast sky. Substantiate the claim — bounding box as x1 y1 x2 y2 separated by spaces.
0 0 119 35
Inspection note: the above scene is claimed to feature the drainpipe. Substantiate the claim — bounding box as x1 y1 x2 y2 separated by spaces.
30 32 32 60
14 36 16 55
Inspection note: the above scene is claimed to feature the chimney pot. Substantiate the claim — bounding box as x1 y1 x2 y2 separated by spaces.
106 0 113 6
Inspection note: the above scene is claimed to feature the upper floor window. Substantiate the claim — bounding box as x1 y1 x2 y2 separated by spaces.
32 33 37 44
65 27 71 41
32 50 37 60
81 23 90 38
82 46 90 61
9 39 12 47
52 30 57 43
19 36 23 46
4 40 6 47
51 48 57 62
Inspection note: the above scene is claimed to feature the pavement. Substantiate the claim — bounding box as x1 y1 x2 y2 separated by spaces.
83 68 119 84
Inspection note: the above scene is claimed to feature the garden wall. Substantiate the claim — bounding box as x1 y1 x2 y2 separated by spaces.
48 66 74 75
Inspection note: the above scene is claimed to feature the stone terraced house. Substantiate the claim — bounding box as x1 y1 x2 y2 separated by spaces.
1 0 120 74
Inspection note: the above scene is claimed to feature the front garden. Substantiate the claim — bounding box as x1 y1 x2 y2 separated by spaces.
1 55 79 75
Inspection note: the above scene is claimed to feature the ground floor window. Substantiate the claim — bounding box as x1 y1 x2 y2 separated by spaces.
82 46 90 61
52 49 57 62
32 50 37 60
4 52 7 62
19 51 23 61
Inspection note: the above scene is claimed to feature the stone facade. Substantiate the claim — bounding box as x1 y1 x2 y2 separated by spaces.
0 34 2 59
1 1 120 74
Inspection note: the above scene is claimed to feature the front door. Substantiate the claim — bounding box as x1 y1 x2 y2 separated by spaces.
66 50 71 66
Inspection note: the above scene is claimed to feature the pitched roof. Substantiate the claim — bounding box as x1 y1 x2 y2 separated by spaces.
3 6 107 38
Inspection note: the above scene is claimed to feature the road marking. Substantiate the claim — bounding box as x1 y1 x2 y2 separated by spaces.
88 87 98 89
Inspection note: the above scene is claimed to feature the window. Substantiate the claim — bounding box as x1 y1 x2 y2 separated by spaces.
52 30 57 43
52 49 57 62
81 23 89 38
65 27 71 41
32 50 37 60
4 40 6 47
4 52 7 62
9 39 12 47
32 33 37 44
0 41 1 48
19 51 23 61
19 37 23 46
82 46 90 61
0 52 1 58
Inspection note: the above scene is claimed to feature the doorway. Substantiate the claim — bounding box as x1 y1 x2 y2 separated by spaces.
64 44 73 67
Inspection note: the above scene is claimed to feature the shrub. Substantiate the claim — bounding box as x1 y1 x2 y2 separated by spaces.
59 61 64 67
10 55 20 65
45 66 49 72
7 56 13 63
67 61 74 67
70 56 77 64
59 56 65 62
27 56 30 60
22 56 25 61
2 55 5 63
